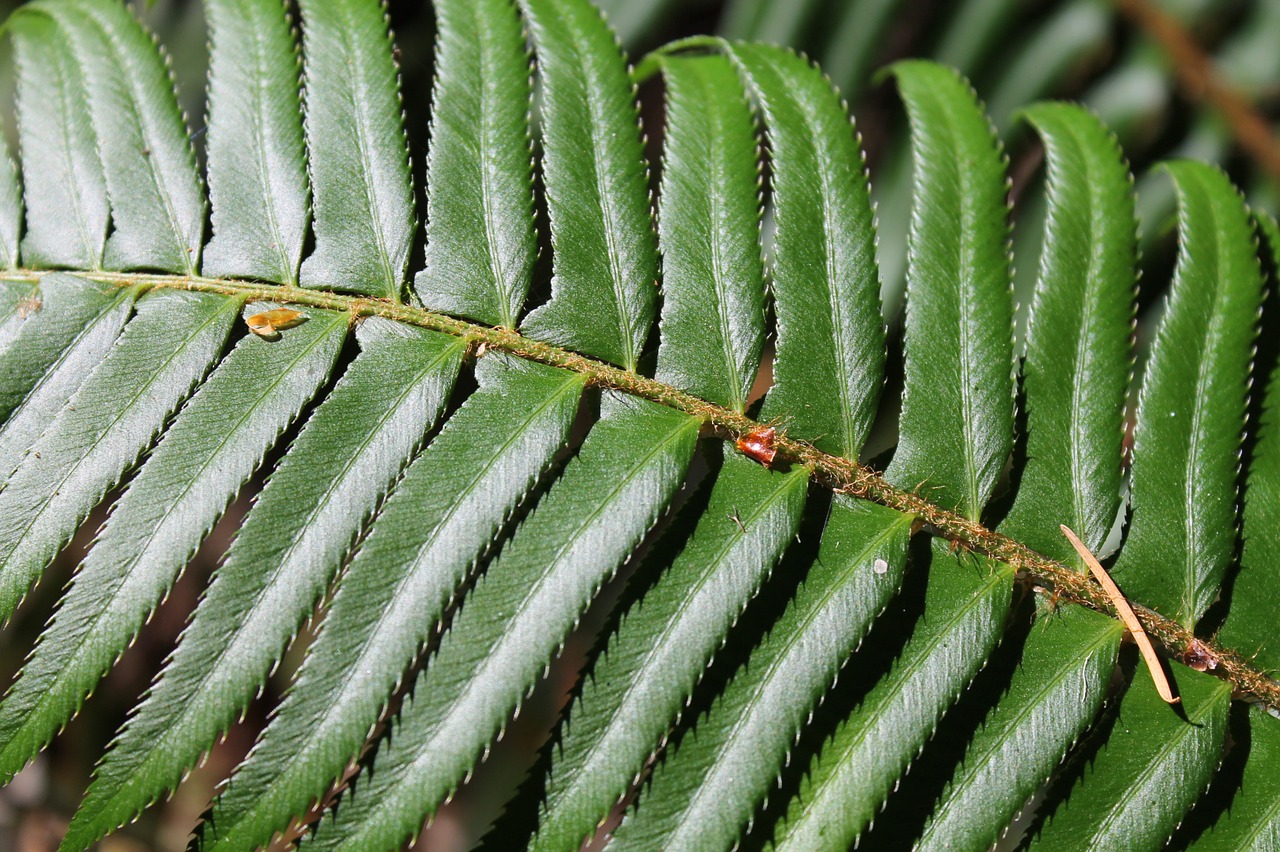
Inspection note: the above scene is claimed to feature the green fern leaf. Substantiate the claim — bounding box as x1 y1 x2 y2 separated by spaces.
610 497 912 850
0 289 238 627
0 280 39 352
201 0 309 285
1218 211 1280 672
297 397 698 850
883 60 1014 521
916 604 1122 850
771 544 1016 850
202 353 585 850
533 446 809 850
63 320 467 849
20 0 204 274
1199 708 1280 848
0 134 17 271
1032 662 1231 849
0 2 1277 848
728 42 884 457
0 307 346 786
416 0 536 328
0 275 133 485
515 0 658 371
1111 161 1263 630
654 53 764 413
1000 102 1135 562
296 0 414 299
11 12 105 269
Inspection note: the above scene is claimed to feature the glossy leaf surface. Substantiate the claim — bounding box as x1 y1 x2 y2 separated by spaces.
884 61 1014 521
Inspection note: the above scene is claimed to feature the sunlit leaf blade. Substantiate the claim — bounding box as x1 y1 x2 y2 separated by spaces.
64 320 466 850
916 605 1122 850
23 0 204 274
1218 211 1280 672
771 544 1015 851
612 498 911 850
653 54 763 413
1031 663 1231 850
883 61 1014 521
201 0 309 285
1198 708 1280 849
533 447 809 851
1000 102 1135 563
728 43 884 458
12 10 104 269
0 280 39 354
0 275 133 485
1111 161 1263 629
0 289 237 627
516 0 658 371
300 396 699 850
0 307 347 788
202 354 585 851
297 0 414 299
415 0 536 328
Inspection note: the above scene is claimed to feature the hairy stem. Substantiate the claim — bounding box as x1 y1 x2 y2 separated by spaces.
22 267 1279 710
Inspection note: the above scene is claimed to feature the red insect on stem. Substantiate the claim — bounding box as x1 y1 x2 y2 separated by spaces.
736 426 777 466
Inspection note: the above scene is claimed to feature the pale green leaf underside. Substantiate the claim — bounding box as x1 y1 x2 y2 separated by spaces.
204 353 586 851
0 307 347 789
23 0 204 274
614 497 911 850
0 129 18 270
0 288 237 631
201 0 310 285
0 279 39 354
299 397 699 850
0 274 132 487
297 0 415 299
65 320 467 849
12 13 107 270
535 445 809 851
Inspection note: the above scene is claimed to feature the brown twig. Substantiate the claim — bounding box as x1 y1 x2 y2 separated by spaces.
1115 0 1280 187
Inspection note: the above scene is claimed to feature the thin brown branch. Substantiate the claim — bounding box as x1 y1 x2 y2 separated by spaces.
1116 0 1280 186
1061 525 1178 703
